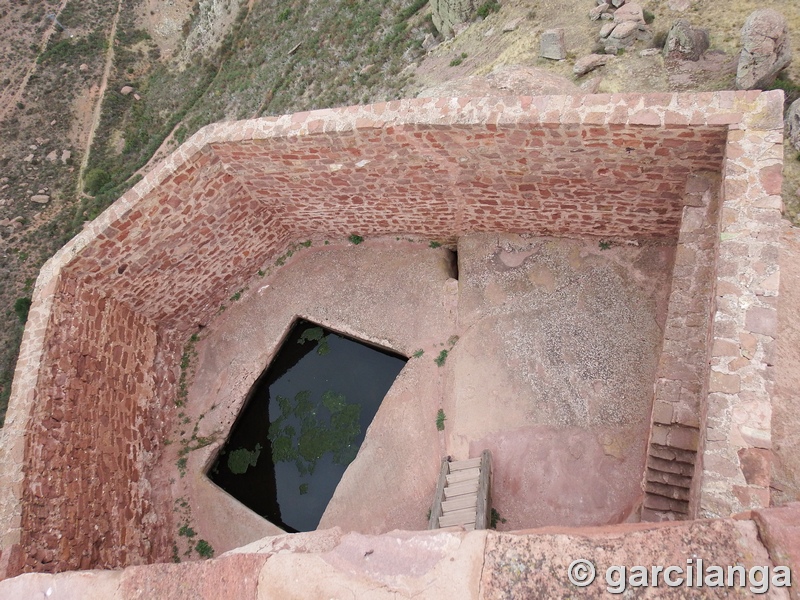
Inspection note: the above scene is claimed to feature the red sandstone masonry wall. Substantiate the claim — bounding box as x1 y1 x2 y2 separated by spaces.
63 151 293 332
217 124 726 242
17 276 175 573
56 120 727 334
641 173 720 521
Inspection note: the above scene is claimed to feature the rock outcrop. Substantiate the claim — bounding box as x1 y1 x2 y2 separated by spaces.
735 9 792 90
573 53 613 76
787 98 800 152
663 19 709 62
431 0 476 38
592 2 650 54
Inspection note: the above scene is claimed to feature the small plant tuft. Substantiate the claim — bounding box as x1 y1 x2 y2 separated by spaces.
413 349 424 358
195 539 214 558
348 234 364 245
643 9 655 24
429 241 441 248
490 508 507 528
435 349 448 366
436 409 446 431
449 52 468 67
599 240 612 250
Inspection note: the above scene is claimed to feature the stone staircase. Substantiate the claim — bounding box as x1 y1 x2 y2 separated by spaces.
429 450 492 530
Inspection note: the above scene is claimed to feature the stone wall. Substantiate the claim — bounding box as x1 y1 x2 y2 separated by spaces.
642 173 720 521
699 97 785 518
0 91 786 579
15 275 176 573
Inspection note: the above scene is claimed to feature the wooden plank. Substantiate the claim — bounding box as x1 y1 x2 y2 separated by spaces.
446 468 480 485
475 449 492 530
439 508 477 528
442 494 477 513
428 458 450 530
444 481 479 499
449 457 482 471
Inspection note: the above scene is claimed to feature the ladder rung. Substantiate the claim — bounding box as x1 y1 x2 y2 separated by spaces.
439 508 477 528
442 495 477 513
446 468 480 485
449 457 482 471
444 481 479 499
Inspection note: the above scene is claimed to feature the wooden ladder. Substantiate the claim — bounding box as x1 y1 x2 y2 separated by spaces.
428 450 492 531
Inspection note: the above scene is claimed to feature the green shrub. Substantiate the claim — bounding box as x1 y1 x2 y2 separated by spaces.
435 349 448 366
195 539 214 558
348 234 364 244
476 0 500 19
643 9 655 24
84 168 111 195
14 298 32 324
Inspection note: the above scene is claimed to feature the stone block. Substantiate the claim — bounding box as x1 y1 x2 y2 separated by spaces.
737 448 771 487
540 29 566 60
751 504 800 582
711 339 739 358
652 401 673 425
668 425 700 451
709 371 741 394
733 485 770 509
745 306 777 337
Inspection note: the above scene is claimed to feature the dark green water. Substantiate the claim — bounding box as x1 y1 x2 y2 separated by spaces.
208 319 407 532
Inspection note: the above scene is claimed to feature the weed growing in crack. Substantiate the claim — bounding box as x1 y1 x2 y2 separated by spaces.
436 409 446 431
491 508 507 528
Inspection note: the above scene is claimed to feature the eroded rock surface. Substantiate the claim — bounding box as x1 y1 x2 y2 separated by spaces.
736 9 792 90
431 0 475 38
664 19 710 62
787 98 800 152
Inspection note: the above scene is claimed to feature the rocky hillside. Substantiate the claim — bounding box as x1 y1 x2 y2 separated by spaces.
0 0 798 422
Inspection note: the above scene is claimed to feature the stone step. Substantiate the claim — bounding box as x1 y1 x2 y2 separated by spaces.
646 468 693 489
641 507 687 522
643 493 689 514
645 481 691 501
649 443 697 465
647 455 696 477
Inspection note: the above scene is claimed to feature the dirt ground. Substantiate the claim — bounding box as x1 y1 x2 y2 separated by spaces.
168 234 675 553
